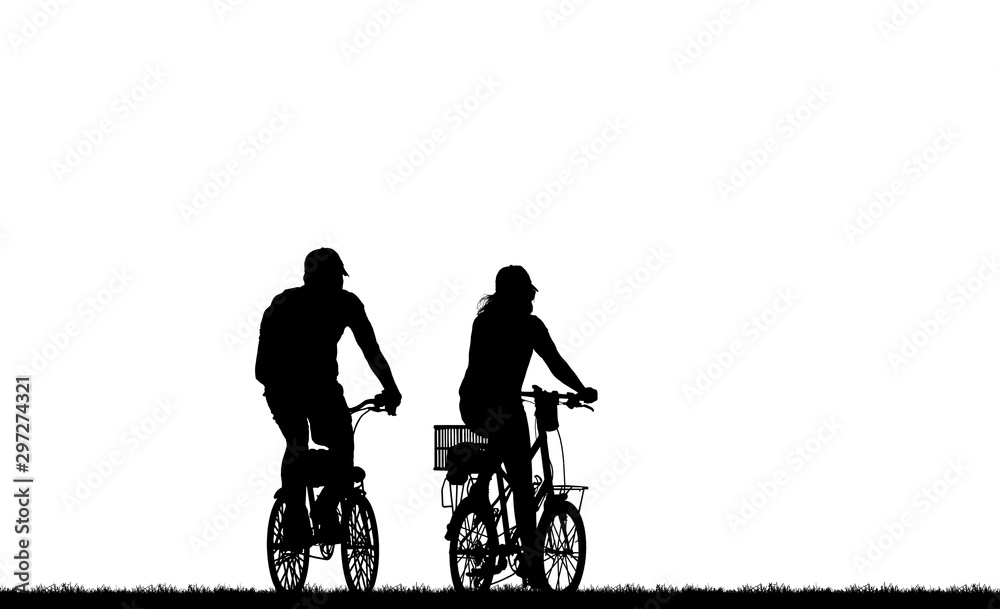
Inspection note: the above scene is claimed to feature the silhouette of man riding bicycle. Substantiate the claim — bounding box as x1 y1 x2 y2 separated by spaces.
255 248 402 551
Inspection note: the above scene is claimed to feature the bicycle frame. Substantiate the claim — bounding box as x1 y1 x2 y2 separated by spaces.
268 396 389 593
444 387 593 591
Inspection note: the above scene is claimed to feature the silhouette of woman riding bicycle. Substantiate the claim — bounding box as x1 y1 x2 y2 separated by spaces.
452 265 597 589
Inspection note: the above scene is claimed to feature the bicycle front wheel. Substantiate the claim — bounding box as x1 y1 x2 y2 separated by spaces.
537 501 586 591
448 497 497 592
266 496 310 593
341 493 379 591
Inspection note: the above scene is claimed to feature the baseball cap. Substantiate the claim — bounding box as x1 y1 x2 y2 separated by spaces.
303 247 348 281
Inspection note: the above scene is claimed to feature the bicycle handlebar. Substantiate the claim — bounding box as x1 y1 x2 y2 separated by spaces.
520 385 595 411
350 398 397 416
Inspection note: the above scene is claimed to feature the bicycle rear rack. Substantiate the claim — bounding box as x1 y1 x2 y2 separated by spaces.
441 474 478 513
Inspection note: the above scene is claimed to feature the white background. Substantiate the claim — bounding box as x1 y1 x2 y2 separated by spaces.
1 0 999 591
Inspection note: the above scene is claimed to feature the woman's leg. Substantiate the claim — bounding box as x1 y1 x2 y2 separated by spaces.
489 406 542 576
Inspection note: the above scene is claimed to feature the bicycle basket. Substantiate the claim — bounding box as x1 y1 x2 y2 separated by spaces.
434 425 492 485
434 425 486 472
535 399 559 432
433 425 488 470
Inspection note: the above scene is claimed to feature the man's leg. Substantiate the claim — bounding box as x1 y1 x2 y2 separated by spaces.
266 393 311 544
308 389 354 529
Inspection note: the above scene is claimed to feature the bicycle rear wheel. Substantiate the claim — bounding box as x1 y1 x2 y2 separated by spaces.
266 496 310 593
341 493 379 591
448 497 498 592
537 501 586 591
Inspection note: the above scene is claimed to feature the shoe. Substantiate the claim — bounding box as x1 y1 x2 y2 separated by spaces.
276 527 312 551
277 511 312 551
312 501 344 546
313 522 345 546
513 555 546 590
514 564 546 590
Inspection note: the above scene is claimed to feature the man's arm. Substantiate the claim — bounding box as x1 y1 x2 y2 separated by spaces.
348 297 401 401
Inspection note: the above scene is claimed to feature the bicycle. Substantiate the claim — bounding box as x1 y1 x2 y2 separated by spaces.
438 385 594 592
266 397 395 593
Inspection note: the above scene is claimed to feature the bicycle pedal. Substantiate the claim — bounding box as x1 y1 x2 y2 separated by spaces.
468 564 500 579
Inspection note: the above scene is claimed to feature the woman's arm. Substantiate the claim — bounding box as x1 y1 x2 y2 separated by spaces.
531 317 586 393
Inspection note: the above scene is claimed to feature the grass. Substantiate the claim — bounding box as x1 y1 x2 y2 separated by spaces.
1 583 996 608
